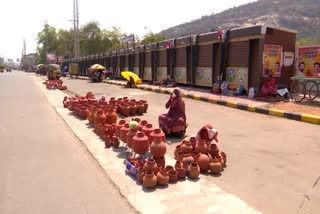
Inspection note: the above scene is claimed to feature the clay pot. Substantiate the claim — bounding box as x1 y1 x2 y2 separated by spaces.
181 141 193 154
122 104 130 117
132 132 150 155
188 162 200 179
105 109 118 125
138 120 148 131
142 124 154 140
149 128 166 145
94 108 106 125
120 123 130 143
216 155 225 167
150 137 167 158
143 171 157 189
174 145 183 159
176 167 187 179
209 144 220 158
189 137 197 149
111 136 120 148
220 151 227 165
168 169 178 183
154 156 166 169
144 159 158 174
182 153 194 165
130 103 137 116
136 102 145 115
157 170 169 186
209 157 222 174
132 118 141 123
164 165 174 172
194 153 210 173
174 160 182 169
104 138 112 148
126 127 138 149
195 140 208 154
115 119 126 138
136 167 145 182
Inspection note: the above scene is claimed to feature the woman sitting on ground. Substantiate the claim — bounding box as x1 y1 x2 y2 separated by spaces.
126 76 136 88
159 87 187 136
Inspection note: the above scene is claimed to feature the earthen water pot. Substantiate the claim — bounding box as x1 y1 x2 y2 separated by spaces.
142 124 154 143
94 108 106 125
143 171 157 188
168 169 178 183
188 162 200 179
120 123 130 143
115 119 126 137
157 169 169 186
194 153 210 173
132 132 149 155
136 167 145 183
105 109 118 125
209 157 222 174
195 140 208 154
209 144 220 158
130 103 137 116
174 145 183 159
138 120 148 131
181 141 193 154
126 127 138 149
154 156 166 169
150 137 167 159
144 159 158 174
149 128 166 145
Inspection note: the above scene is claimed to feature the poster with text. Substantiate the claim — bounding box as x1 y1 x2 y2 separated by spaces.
263 45 283 77
297 46 320 78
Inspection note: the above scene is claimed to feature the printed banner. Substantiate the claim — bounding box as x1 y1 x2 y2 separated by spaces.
46 53 56 62
174 67 187 84
283 52 294 67
226 67 248 90
195 67 212 87
297 46 320 77
156 67 167 81
263 45 283 77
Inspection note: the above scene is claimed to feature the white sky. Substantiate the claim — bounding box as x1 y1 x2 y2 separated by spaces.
0 0 256 60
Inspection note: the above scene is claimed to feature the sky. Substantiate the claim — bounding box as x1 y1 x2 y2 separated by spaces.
0 0 256 61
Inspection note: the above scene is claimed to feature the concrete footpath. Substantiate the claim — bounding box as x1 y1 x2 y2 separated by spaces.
102 79 320 125
31 77 262 213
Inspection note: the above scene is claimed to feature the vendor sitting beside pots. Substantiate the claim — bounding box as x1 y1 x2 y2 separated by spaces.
126 76 136 88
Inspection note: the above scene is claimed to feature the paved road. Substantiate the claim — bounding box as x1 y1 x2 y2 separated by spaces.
59 75 320 214
0 72 135 214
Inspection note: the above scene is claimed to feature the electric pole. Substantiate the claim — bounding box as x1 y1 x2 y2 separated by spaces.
73 0 80 57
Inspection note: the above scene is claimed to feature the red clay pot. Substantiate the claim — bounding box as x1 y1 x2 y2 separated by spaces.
138 120 148 131
209 157 222 174
136 102 145 115
149 128 166 145
126 127 138 149
195 140 209 154
154 156 166 169
142 124 154 141
168 169 178 182
194 153 210 173
105 109 118 125
157 169 169 186
188 162 200 179
144 158 158 174
209 144 220 158
120 123 130 143
143 171 157 189
94 108 106 125
132 132 149 155
150 137 167 158
115 119 126 138
181 141 193 154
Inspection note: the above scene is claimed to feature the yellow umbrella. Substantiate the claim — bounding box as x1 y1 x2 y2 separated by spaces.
90 64 105 71
121 71 142 84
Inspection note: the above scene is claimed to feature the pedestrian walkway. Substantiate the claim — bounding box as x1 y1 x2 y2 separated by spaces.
97 78 319 125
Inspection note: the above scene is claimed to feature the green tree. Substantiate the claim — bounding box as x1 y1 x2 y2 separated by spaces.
56 29 73 58
79 21 105 55
103 26 122 50
36 24 58 63
141 32 166 45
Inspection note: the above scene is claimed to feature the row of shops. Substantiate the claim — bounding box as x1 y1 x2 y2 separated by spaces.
63 24 297 90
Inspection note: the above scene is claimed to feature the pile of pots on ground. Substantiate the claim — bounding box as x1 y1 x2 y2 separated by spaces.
43 80 67 90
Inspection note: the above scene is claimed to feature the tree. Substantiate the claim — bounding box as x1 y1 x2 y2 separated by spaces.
80 21 106 55
36 24 58 64
56 29 73 58
103 26 122 50
141 32 166 45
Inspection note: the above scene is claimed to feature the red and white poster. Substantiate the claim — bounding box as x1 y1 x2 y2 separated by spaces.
263 45 283 77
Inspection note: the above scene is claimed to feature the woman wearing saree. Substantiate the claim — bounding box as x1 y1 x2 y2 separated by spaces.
159 87 187 136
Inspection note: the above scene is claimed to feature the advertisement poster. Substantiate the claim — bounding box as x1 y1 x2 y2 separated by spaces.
226 67 248 90
195 67 212 87
174 67 187 84
263 45 283 77
283 52 294 67
297 46 320 77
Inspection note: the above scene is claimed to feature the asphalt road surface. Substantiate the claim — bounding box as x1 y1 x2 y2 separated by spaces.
59 75 320 214
0 71 135 214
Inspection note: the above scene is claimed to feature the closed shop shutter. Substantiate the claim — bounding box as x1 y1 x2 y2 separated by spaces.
159 50 167 66
198 45 212 67
145 52 151 67
228 41 249 67
176 47 186 67
134 53 139 67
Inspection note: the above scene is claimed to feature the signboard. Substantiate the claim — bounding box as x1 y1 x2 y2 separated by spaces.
69 63 79 75
283 52 294 67
263 45 283 77
46 53 56 62
226 67 248 90
195 67 212 87
297 46 320 77
121 34 135 44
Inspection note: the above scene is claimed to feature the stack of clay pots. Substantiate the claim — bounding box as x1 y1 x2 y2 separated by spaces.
44 80 67 90
174 137 227 176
